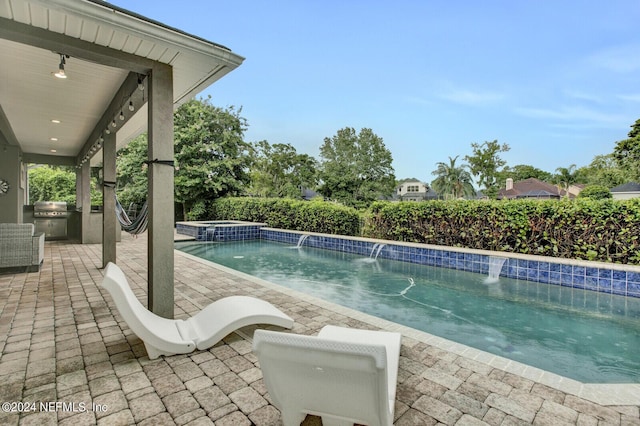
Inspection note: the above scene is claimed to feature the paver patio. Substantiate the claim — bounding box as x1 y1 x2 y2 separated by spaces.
0 233 638 425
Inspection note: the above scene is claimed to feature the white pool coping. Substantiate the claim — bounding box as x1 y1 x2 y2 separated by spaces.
176 249 640 406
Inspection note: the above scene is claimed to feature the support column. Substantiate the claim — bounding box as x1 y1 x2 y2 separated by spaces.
147 65 175 318
78 162 91 243
102 132 117 267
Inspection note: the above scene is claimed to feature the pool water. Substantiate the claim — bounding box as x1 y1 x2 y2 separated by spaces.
176 240 640 383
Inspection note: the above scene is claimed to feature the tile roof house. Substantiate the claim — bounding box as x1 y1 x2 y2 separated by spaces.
610 182 640 200
497 178 572 199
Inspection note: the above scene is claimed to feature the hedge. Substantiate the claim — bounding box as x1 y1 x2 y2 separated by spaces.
209 197 361 236
363 199 640 264
208 197 640 264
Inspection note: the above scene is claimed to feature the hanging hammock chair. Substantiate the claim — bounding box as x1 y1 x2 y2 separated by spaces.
115 195 149 235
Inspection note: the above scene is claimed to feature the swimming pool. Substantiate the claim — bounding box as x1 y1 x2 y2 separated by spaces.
176 240 640 384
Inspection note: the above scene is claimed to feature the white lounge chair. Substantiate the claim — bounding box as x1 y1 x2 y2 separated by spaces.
102 262 294 359
253 325 402 426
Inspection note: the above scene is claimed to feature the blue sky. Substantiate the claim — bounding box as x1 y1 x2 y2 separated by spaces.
113 1 640 182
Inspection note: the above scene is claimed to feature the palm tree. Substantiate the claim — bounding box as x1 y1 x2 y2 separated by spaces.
554 164 577 197
431 156 476 199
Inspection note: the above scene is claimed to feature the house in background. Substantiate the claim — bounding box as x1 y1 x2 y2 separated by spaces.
610 182 640 200
395 179 439 201
497 178 581 199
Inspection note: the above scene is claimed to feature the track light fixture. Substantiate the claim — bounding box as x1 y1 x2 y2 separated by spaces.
54 54 68 79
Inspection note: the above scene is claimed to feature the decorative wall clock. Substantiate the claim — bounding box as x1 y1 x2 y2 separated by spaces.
0 178 9 195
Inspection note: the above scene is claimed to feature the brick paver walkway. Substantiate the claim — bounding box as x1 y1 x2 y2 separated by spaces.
0 234 638 425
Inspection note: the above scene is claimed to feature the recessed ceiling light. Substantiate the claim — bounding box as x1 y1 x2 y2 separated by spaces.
50 137 58 141
50 149 57 153
51 119 61 124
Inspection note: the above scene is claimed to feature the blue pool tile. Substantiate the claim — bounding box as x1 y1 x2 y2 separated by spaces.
612 270 626 281
561 264 572 274
627 271 640 283
586 267 599 278
549 271 561 284
628 281 640 297
560 273 573 287
598 269 612 280
549 263 561 273
584 276 598 290
572 274 585 288
517 267 528 280
612 280 627 296
598 278 612 293
572 266 585 277
527 269 539 281
538 262 550 272
539 270 550 284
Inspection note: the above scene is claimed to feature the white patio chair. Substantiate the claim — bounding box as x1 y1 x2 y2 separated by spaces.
253 325 402 426
102 262 294 359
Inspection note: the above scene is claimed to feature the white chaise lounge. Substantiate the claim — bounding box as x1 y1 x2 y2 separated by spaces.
253 325 402 426
102 262 294 359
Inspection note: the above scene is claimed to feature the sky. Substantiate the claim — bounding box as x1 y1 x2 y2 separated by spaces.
111 0 640 182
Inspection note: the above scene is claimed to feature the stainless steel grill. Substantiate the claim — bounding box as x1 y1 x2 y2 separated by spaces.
34 201 68 239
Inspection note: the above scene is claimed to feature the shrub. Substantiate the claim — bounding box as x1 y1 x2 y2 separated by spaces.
210 197 361 236
578 185 612 200
363 199 640 264
210 197 640 264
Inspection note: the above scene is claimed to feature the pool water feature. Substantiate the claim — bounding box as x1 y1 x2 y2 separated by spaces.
176 240 640 384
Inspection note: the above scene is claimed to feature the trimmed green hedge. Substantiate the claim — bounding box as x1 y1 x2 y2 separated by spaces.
363 199 640 264
210 198 361 236
209 197 640 264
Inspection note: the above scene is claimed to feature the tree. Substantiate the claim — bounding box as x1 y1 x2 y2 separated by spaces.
318 127 395 207
464 140 510 198
116 134 149 208
248 140 318 198
552 164 578 196
115 98 252 220
575 154 628 188
29 165 102 205
496 164 552 184
431 156 475 199
613 118 640 181
173 99 252 219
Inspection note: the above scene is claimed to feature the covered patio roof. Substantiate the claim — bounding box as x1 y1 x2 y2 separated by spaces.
0 0 244 164
0 0 245 318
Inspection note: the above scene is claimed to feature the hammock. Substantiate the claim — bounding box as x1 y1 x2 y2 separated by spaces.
115 196 149 235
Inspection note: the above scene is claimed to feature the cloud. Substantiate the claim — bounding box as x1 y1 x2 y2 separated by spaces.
563 90 602 103
438 88 505 106
587 43 640 73
404 96 434 106
617 93 640 102
514 105 625 126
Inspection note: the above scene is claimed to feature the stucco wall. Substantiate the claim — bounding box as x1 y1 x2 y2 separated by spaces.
0 145 25 223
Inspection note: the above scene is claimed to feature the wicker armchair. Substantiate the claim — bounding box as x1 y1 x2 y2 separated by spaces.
0 223 45 271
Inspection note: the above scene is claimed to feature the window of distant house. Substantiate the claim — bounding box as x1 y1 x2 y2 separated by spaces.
407 185 419 192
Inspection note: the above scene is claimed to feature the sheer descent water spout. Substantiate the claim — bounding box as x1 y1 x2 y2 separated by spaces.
486 256 507 283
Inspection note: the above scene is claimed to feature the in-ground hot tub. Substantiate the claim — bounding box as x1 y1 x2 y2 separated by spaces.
176 220 266 241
